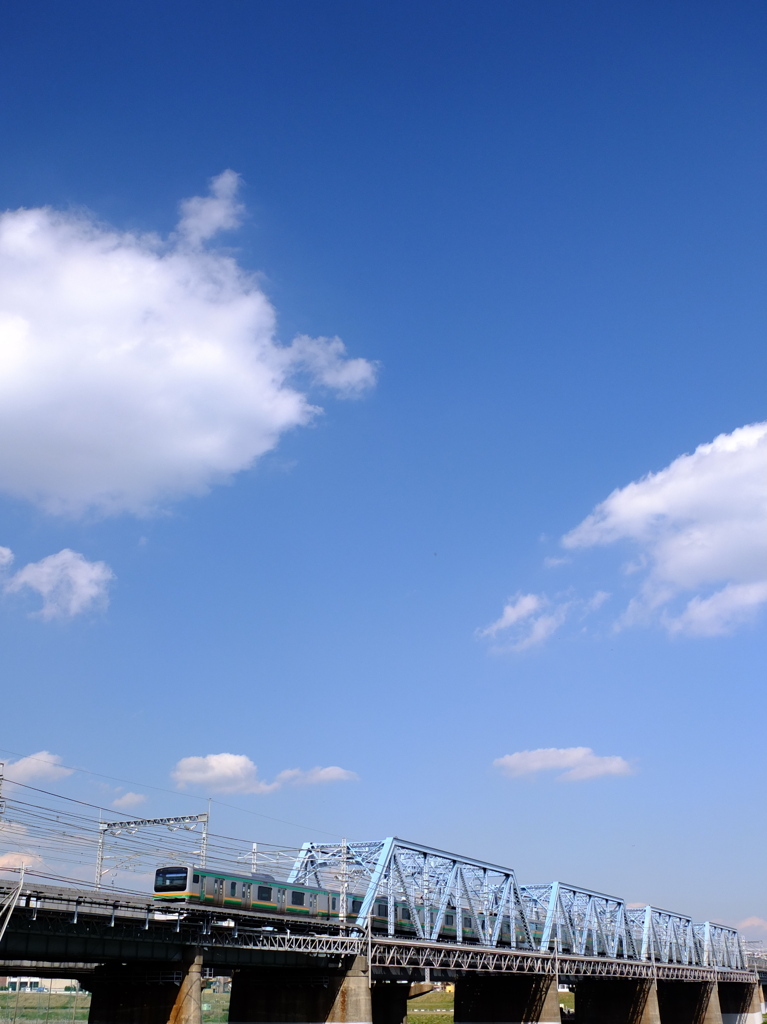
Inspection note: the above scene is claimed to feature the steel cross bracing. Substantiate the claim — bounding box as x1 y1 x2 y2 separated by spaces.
695 921 745 970
289 838 534 948
288 839 745 971
522 883 638 960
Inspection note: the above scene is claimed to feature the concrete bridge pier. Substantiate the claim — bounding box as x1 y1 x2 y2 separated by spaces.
169 950 203 1024
453 972 561 1023
655 980 717 1024
84 950 203 1024
228 956 373 1024
573 978 658 1024
370 980 410 1024
716 982 762 1024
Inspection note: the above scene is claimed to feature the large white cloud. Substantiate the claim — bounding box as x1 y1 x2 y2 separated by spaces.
480 422 767 647
171 752 358 795
0 171 377 517
494 747 632 782
563 422 767 635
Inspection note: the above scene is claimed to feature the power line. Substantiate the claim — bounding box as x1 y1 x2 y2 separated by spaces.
0 747 343 838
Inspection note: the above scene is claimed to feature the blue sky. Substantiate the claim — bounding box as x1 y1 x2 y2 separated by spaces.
0 1 765 933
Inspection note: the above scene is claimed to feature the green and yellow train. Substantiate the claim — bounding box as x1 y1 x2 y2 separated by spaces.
153 865 537 944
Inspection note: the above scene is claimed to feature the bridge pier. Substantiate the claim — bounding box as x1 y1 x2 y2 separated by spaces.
371 979 410 1024
84 951 202 1024
654 980 717 1024
716 982 762 1024
169 950 203 1024
228 956 373 1024
453 972 560 1023
573 977 657 1024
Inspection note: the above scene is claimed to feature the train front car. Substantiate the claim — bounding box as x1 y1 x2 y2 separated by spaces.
154 865 194 902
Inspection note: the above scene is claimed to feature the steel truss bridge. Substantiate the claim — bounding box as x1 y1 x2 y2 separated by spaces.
0 837 754 983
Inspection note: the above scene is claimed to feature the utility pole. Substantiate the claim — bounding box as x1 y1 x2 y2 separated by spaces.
340 837 348 926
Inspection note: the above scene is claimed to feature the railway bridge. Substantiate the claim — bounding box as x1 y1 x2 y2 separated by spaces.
0 837 761 1024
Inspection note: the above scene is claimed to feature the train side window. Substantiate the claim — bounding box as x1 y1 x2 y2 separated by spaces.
351 899 362 914
377 903 388 917
230 881 237 898
401 908 411 921
192 874 200 884
331 897 337 911
291 891 305 906
464 916 472 930
257 885 272 902
445 913 454 926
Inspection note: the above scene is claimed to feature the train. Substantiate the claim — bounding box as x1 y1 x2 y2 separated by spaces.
153 864 534 944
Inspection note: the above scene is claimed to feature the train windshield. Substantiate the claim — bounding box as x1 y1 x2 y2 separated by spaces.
155 867 188 892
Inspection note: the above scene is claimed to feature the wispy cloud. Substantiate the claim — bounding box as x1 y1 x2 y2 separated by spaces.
111 792 146 811
3 548 113 619
0 171 377 517
494 746 633 782
477 591 605 651
171 752 358 795
737 916 767 936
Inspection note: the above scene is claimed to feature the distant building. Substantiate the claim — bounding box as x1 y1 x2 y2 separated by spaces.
3 977 80 993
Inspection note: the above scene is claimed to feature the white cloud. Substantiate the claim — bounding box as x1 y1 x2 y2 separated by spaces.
0 171 377 517
738 916 767 936
112 791 146 811
4 548 113 619
494 747 633 782
4 750 73 785
273 765 359 786
661 581 767 636
479 593 543 637
0 851 44 870
282 335 378 397
171 752 357 794
177 168 245 247
477 592 570 650
563 422 767 636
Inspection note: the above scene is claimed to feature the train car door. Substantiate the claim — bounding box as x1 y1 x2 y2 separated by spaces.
213 877 225 907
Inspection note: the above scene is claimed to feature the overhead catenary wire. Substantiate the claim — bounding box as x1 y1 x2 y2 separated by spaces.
0 784 305 894
0 747 343 838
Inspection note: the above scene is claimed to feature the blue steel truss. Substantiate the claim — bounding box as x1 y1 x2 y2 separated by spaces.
695 921 745 970
626 907 698 965
288 837 534 947
287 838 745 971
522 883 638 959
